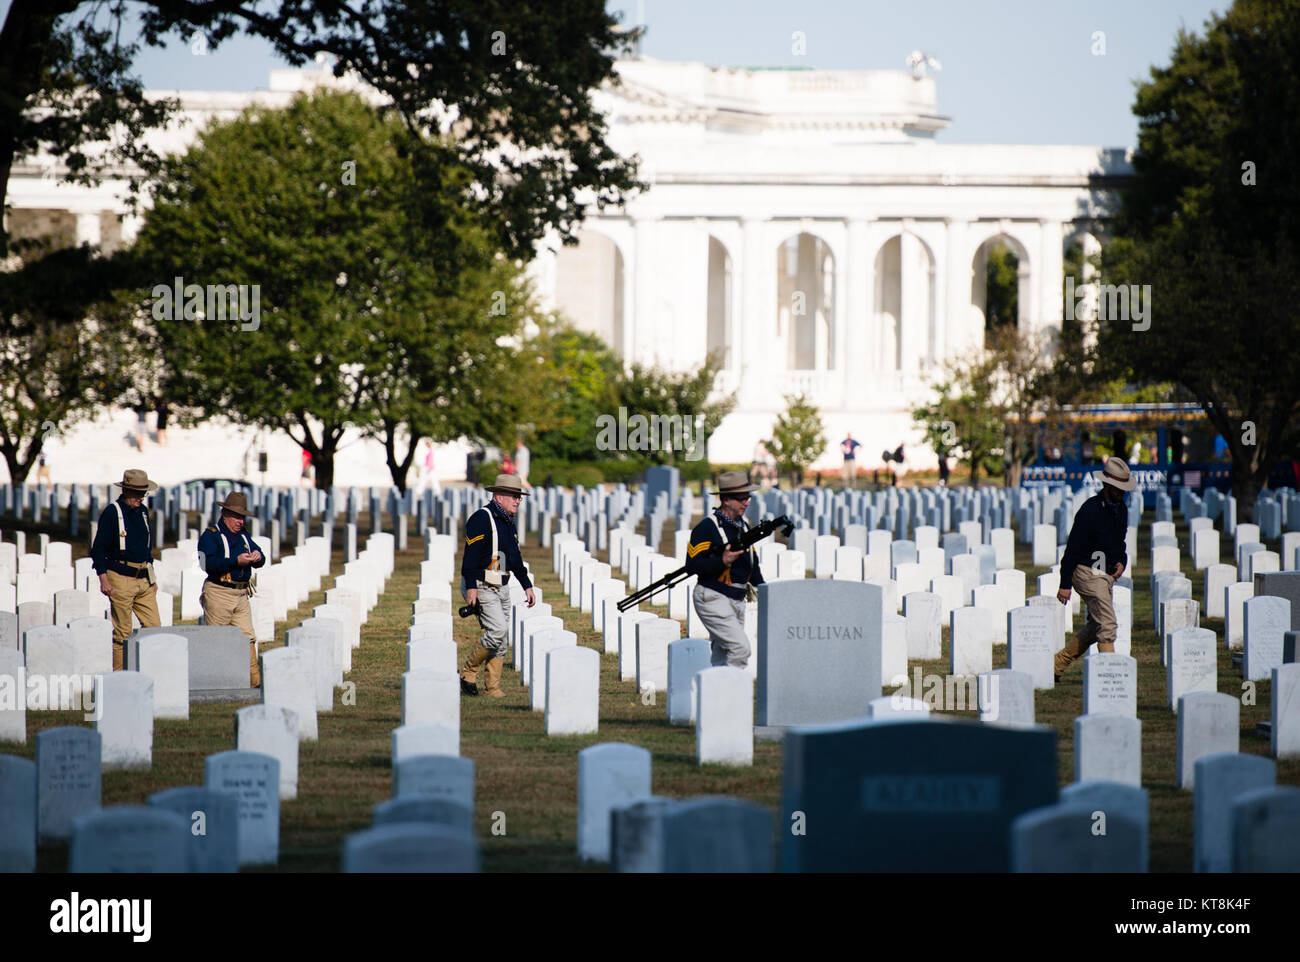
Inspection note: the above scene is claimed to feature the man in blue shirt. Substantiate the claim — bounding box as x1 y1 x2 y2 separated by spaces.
685 470 765 668
840 433 861 487
198 491 265 687
459 474 536 697
1053 456 1136 682
90 468 162 670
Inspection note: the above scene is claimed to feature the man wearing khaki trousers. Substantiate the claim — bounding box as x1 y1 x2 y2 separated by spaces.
198 492 265 686
1054 456 1136 682
91 469 162 670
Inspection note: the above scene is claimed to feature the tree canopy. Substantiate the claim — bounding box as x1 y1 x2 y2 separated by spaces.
133 90 535 490
1100 0 1300 511
0 0 641 257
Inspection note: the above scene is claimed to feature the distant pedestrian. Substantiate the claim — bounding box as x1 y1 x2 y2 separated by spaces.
937 451 950 486
133 403 149 450
36 453 52 486
840 433 861 487
514 439 531 490
155 399 170 446
300 447 313 487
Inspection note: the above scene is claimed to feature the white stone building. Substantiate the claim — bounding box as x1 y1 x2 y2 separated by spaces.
4 57 1130 482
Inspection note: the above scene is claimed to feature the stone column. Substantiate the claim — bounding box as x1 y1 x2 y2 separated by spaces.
944 218 971 360
1037 218 1065 342
630 216 658 368
75 211 102 248
738 217 771 406
844 217 872 404
899 226 923 374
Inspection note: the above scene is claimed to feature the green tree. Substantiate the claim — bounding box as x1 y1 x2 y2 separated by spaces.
912 351 1004 487
616 353 736 464
1100 0 1300 513
0 246 144 484
984 243 1019 342
528 325 622 463
0 0 640 258
769 393 826 480
134 91 528 490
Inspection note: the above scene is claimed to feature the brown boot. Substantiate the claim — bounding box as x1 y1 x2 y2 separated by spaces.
483 656 506 698
1096 642 1115 653
460 644 492 696
250 642 261 688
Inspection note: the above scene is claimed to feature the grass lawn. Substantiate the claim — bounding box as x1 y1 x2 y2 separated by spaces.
10 498 1298 872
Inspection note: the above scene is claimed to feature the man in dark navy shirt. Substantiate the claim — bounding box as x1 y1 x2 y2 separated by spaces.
459 473 535 697
91 468 162 670
1053 456 1136 681
685 470 765 668
198 491 265 686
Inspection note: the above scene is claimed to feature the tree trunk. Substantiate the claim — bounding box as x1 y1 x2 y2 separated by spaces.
969 459 981 488
314 446 336 491
383 422 415 494
0 438 35 486
1231 464 1264 520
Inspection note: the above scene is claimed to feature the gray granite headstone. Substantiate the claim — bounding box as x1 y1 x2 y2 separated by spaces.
779 718 1057 872
392 754 475 810
1253 571 1300 630
756 580 883 731
68 806 189 873
130 625 249 690
0 754 36 871
36 726 102 843
149 785 240 873
1010 803 1145 872
1193 752 1275 874
371 796 474 835
1060 780 1149 843
610 795 676 873
0 611 17 652
342 823 478 873
1230 786 1300 872
657 797 773 872
204 749 280 866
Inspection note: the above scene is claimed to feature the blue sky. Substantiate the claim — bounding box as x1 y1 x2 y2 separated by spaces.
14 0 1228 147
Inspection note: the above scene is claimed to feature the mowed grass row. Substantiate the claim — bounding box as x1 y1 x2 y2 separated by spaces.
12 499 1300 872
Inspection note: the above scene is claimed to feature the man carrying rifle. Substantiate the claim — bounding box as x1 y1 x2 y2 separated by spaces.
686 470 766 668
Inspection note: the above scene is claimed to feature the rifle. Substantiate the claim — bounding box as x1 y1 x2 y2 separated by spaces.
616 514 795 612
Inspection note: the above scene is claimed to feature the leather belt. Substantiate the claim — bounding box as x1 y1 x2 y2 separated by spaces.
110 561 151 578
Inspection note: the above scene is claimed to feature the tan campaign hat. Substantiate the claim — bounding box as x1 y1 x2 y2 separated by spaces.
217 491 254 516
118 468 159 495
486 474 529 496
1094 456 1138 491
716 469 759 495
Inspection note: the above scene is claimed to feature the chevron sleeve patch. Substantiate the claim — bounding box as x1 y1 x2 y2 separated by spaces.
687 541 712 558
465 533 485 546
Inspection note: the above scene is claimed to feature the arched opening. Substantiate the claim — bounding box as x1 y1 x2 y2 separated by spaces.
776 232 835 371
553 230 624 355
971 233 1031 349
874 232 937 371
1062 229 1103 350
706 236 732 367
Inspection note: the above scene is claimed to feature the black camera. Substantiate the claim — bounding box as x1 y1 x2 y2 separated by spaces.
458 601 482 619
